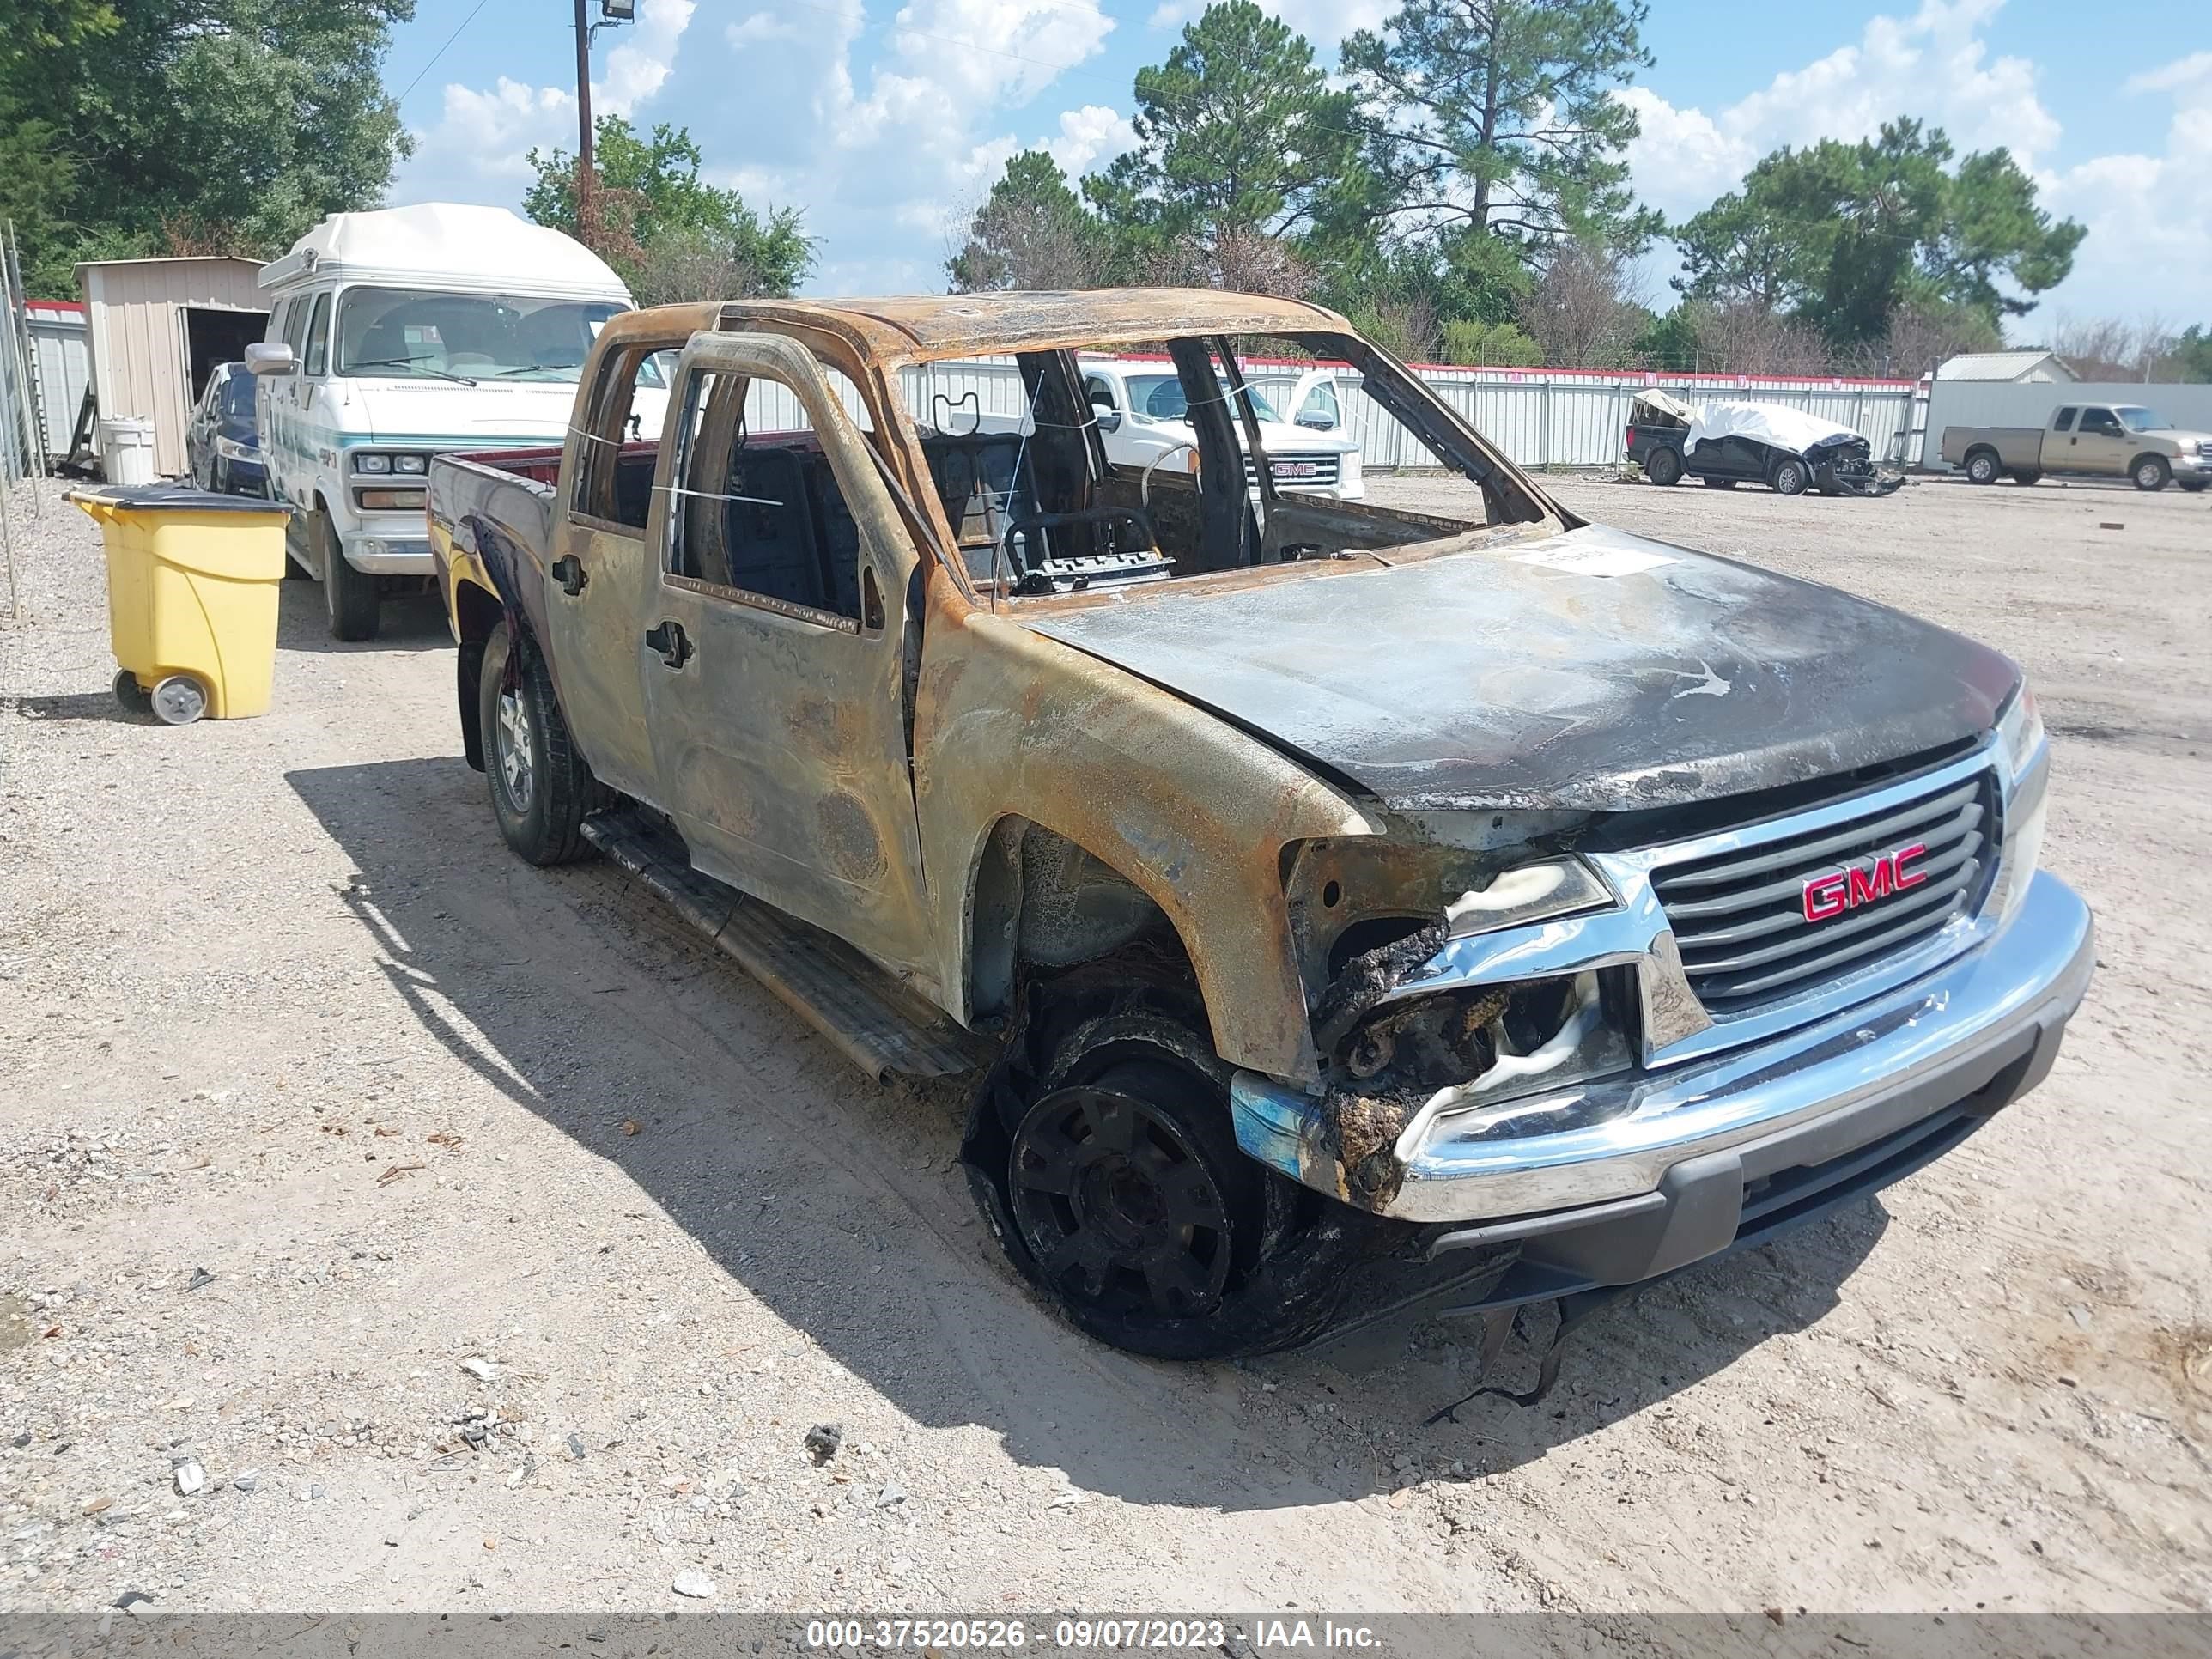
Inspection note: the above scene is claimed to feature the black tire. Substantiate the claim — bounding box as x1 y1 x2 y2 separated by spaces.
2010 470 2041 487
2180 479 2208 494
1700 476 1737 489
2132 454 2170 492
478 619 599 866
1771 456 1810 495
1964 449 2001 486
1644 447 1683 486
112 669 149 713
995 1002 1384 1360
319 510 381 641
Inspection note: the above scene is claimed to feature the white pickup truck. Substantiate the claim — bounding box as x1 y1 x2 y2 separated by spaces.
1079 361 1364 500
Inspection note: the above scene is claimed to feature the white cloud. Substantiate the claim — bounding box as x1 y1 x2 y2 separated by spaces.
398 0 696 198
1620 0 2059 222
2028 51 2212 328
418 76 576 185
726 12 803 47
702 0 1123 293
1607 0 2212 325
1043 104 1139 176
599 0 696 112
2123 51 2212 95
1147 0 1390 40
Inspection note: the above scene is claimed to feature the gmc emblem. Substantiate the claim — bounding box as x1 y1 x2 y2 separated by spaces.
1803 842 1928 922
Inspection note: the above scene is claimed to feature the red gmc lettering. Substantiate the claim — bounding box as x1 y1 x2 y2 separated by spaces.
1802 872 1850 921
1891 841 1929 890
1803 842 1928 923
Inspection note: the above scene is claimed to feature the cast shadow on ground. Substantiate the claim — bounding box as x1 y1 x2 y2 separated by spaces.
286 754 1890 1511
12 690 152 725
276 577 452 654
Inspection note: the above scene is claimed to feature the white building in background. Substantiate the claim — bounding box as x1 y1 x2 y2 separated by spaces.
1935 349 2078 384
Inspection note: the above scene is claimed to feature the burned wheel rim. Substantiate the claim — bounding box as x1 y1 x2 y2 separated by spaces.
1007 1083 1237 1321
495 684 536 812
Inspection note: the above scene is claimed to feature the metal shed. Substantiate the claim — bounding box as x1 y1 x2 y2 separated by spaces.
75 255 268 477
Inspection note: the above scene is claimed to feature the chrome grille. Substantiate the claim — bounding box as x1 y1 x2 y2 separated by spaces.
1652 769 1997 1012
1244 452 1340 489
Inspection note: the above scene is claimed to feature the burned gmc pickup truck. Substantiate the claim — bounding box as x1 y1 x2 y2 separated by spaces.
427 291 2093 1362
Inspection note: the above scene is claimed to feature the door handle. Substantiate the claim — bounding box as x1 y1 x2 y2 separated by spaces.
644 619 692 668
552 554 588 597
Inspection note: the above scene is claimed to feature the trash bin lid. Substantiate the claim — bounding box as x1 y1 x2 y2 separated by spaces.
64 483 293 516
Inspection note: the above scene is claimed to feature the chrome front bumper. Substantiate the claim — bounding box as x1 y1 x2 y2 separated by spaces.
1231 870 2094 1226
342 530 436 574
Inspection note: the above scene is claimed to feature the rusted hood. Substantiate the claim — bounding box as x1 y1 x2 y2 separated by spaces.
1020 526 2018 813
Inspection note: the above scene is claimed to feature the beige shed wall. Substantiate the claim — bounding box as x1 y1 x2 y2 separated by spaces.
79 258 267 477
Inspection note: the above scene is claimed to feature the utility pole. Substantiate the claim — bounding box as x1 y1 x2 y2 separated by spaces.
573 0 595 234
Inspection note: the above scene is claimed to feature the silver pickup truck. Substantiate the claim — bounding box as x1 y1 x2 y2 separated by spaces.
427 290 2094 1366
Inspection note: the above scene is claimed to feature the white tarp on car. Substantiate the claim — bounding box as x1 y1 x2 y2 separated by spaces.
1686 400 1860 455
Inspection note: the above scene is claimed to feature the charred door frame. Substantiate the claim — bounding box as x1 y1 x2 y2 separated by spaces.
638 330 936 981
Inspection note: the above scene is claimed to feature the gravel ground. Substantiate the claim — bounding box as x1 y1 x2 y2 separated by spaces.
0 471 2207 1616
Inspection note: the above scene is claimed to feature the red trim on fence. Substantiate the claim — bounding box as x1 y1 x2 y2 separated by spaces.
1088 346 1912 391
27 299 87 314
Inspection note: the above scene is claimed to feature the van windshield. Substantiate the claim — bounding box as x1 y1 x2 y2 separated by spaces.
335 289 627 382
1124 374 1282 423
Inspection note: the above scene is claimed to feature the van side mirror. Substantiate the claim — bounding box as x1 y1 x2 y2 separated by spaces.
1095 410 1121 434
1297 411 1335 430
245 342 296 376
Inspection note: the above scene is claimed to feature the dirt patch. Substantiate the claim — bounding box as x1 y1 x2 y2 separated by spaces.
0 1293 33 1355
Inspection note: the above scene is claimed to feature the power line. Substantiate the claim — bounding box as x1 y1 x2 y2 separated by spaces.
394 0 495 105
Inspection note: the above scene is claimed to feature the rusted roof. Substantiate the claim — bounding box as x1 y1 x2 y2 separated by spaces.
717 289 1351 362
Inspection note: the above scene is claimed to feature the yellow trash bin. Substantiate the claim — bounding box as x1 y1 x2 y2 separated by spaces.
66 483 292 724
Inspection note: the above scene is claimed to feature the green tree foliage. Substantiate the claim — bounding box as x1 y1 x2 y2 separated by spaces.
3 0 416 295
948 150 1110 291
2172 325 2212 384
1674 118 2083 348
1340 0 1662 266
1440 317 1540 365
525 116 812 301
1081 2 1371 280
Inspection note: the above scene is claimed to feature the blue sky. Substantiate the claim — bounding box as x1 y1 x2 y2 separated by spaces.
384 0 2212 333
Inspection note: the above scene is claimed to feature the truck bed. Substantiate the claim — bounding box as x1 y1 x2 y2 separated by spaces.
1938 426 2043 468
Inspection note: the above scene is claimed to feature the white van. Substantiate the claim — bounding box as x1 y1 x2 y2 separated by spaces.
247 204 654 641
1077 360 1363 500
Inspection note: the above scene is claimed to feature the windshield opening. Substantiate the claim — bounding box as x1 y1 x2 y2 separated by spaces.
896 331 1540 604
2114 406 2172 430
1124 373 1282 424
220 374 256 416
335 288 627 382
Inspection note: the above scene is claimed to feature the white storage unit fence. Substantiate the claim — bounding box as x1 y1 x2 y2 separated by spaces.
26 301 89 458
836 356 1913 474
1345 366 1913 471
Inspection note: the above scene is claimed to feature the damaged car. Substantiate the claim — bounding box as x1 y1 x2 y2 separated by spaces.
1630 392 1903 496
426 291 2092 1364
